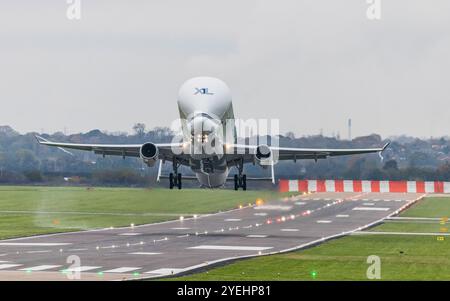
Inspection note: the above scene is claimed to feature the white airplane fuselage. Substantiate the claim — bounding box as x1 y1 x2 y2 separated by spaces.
177 77 235 187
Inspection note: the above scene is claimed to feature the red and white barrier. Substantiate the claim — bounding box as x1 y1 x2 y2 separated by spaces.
279 179 450 194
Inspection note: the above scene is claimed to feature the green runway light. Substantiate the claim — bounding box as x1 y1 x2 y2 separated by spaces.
98 272 104 276
26 270 32 274
133 272 140 276
311 271 317 279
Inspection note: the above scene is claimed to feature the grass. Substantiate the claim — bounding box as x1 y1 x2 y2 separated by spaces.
0 186 288 240
172 196 450 281
400 197 450 218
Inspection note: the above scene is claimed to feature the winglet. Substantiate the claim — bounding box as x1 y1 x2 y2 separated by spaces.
34 134 48 144
381 141 391 151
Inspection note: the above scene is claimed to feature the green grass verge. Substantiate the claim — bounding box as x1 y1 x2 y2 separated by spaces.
0 186 288 240
172 197 450 281
400 197 450 218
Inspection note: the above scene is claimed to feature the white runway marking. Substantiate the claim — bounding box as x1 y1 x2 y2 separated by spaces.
224 219 241 222
171 227 191 230
0 261 10 263
145 268 184 275
353 207 390 211
0 243 71 247
26 250 52 254
64 266 101 272
119 233 141 236
102 267 141 273
280 229 299 232
336 214 349 218
20 265 61 271
0 264 22 270
129 252 162 255
246 235 268 238
295 202 306 205
254 213 267 216
317 220 332 224
395 200 404 202
188 245 273 251
254 205 292 211
68 248 88 252
363 203 374 206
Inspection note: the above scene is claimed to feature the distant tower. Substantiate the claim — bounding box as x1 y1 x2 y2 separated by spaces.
348 118 352 141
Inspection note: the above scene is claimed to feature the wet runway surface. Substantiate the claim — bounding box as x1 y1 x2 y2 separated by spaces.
0 192 424 280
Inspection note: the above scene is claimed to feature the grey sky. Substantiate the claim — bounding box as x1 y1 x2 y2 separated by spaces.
0 0 449 138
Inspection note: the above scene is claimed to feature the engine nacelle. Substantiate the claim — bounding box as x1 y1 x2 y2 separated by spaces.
255 144 272 167
140 142 159 166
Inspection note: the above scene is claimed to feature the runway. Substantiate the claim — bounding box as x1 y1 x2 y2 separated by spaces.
0 192 424 281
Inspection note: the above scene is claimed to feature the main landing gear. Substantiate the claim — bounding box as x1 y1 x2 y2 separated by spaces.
169 159 182 190
234 159 247 191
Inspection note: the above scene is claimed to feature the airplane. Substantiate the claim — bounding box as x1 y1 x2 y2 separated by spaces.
36 77 389 190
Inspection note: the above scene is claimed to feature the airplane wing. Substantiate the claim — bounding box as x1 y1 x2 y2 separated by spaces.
34 135 184 162
226 142 390 163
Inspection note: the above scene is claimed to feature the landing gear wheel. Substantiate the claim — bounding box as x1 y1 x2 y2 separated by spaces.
169 173 174 189
234 174 239 191
242 174 247 191
177 173 182 190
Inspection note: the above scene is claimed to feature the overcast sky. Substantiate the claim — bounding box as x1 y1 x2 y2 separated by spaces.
0 0 449 138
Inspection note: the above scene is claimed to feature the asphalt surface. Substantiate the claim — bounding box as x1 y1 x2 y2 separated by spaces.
0 192 424 281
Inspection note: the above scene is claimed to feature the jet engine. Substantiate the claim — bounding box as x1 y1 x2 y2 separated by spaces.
255 144 272 166
140 142 159 166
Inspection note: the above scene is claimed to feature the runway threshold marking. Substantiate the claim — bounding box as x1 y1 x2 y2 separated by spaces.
102 267 141 273
64 266 101 272
188 245 273 251
0 243 71 247
353 207 390 211
145 268 184 275
19 265 61 271
0 264 22 270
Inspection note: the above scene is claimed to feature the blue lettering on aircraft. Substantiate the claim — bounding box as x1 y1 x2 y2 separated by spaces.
194 88 214 95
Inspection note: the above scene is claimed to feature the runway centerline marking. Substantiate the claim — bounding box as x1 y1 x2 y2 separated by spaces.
188 245 273 251
224 219 241 222
280 229 299 232
119 233 142 236
247 235 268 238
295 202 306 205
171 227 191 230
19 265 61 271
0 243 71 246
363 203 375 206
254 213 267 216
102 267 141 273
129 252 162 255
316 220 332 224
336 214 349 218
353 207 390 211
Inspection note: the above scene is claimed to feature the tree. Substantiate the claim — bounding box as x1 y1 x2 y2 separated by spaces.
132 123 146 137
